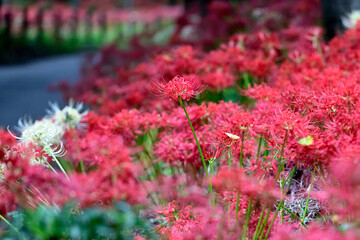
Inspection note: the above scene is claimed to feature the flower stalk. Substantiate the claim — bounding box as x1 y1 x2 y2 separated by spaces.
179 97 213 195
239 132 245 168
242 197 253 239
0 214 19 234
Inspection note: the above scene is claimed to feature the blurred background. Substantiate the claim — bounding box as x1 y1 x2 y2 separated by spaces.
0 0 356 126
0 0 183 126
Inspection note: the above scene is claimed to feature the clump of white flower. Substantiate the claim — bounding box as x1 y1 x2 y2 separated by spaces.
7 101 87 180
8 118 66 168
47 100 88 129
18 118 64 147
342 10 360 29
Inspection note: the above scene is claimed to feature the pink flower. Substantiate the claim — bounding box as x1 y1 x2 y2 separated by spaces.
150 75 206 102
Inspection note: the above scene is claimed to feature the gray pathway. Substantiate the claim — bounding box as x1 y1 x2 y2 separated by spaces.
0 54 86 128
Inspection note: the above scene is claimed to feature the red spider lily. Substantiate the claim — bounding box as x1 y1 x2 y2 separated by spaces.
0 148 75 213
212 167 280 203
6 1 360 239
0 128 16 149
150 75 206 102
323 144 360 223
156 200 201 239
154 130 201 167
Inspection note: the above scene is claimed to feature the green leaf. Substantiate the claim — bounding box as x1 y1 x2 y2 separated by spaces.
2 202 156 240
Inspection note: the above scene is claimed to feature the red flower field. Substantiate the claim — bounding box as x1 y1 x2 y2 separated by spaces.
1 0 360 239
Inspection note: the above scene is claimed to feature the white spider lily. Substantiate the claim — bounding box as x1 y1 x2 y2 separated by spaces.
6 100 86 180
47 100 88 129
342 10 360 29
8 118 69 179
15 118 65 147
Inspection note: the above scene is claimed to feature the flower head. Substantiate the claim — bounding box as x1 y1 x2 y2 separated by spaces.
47 100 88 128
16 118 64 147
151 75 206 102
8 118 66 165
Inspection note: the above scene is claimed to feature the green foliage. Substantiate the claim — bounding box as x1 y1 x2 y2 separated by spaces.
194 73 257 106
2 202 154 240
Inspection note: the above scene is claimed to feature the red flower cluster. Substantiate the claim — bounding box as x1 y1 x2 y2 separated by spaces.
212 167 279 204
4 0 360 239
151 75 206 102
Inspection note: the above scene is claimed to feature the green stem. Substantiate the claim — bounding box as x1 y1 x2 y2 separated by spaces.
179 98 208 176
155 222 167 233
0 214 19 234
235 192 240 220
280 204 308 228
313 163 326 185
256 136 263 159
263 166 297 239
257 207 271 240
45 160 58 174
301 106 308 117
263 138 269 157
301 173 314 223
209 160 215 206
45 147 70 180
228 146 232 170
252 203 267 240
239 132 245 168
179 97 213 195
242 197 253 239
275 131 288 180
209 160 215 176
